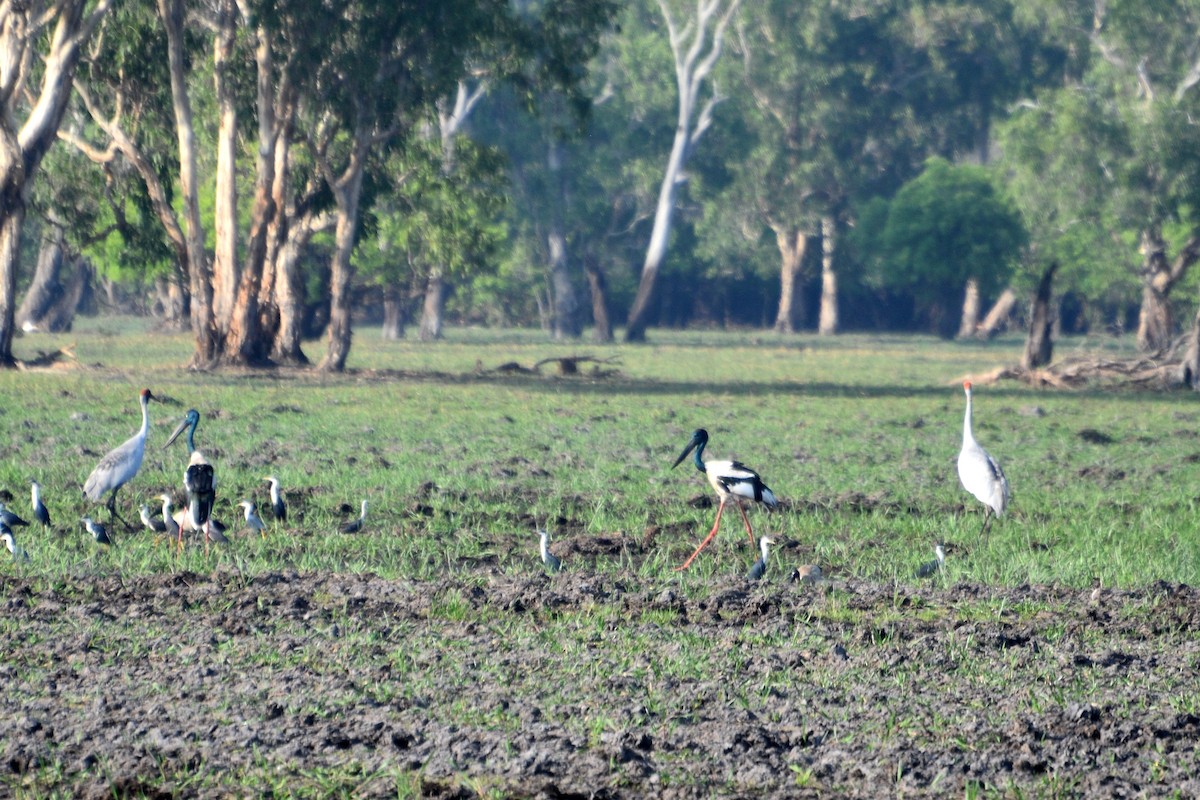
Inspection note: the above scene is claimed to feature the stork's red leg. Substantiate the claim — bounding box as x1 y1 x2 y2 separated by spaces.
734 501 756 547
675 499 726 571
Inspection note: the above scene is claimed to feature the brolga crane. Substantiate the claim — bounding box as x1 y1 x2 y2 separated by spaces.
81 517 112 546
671 428 778 571
30 481 50 529
238 501 267 538
339 500 367 533
958 381 1010 536
83 388 158 529
264 476 287 524
746 536 773 581
165 410 217 551
537 529 562 573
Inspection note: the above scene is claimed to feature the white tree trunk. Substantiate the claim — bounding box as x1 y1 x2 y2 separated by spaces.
817 216 838 335
957 278 981 339
212 0 239 334
624 0 741 342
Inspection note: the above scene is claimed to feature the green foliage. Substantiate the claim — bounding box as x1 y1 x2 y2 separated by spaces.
863 158 1027 335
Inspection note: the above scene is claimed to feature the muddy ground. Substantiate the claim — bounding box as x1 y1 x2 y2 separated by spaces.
2 564 1199 798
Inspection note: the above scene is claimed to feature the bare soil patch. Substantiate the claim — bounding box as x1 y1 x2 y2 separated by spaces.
2 569 1198 797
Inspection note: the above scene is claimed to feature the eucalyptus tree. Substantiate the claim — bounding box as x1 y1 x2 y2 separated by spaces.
0 0 113 367
623 0 741 342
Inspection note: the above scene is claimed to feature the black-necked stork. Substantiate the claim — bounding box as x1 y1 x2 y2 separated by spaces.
30 481 50 528
81 516 112 546
538 529 562 572
959 381 1010 535
238 500 267 538
264 476 287 523
140 503 167 533
0 502 30 529
746 536 773 580
671 428 778 571
339 500 367 533
83 388 158 528
165 409 217 552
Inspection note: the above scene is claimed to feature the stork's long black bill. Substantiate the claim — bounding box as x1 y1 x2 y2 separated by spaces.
164 418 190 449
672 440 697 469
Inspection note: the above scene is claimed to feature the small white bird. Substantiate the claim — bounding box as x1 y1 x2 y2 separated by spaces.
2 525 29 561
30 480 50 528
159 494 181 542
537 529 562 572
746 536 773 580
264 476 287 523
238 500 267 537
339 500 367 533
672 428 778 571
917 543 946 578
83 388 158 528
140 503 167 533
958 381 1010 535
81 517 112 546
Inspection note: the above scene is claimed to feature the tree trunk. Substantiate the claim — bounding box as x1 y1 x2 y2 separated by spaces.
419 271 446 341
160 0 217 368
17 228 65 330
211 0 239 336
584 254 612 343
772 226 808 333
1134 227 1200 353
957 278 981 339
381 286 406 340
271 227 310 365
976 287 1016 339
817 217 838 335
1136 282 1173 354
40 254 91 332
1022 262 1057 370
1179 303 1200 390
0 202 22 367
549 231 581 339
318 165 365 372
624 0 741 343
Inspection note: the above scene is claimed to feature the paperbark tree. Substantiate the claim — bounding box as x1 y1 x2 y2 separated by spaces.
817 216 837 335
624 0 740 342
0 0 112 367
771 227 808 333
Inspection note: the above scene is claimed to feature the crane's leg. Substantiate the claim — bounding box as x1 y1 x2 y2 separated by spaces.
675 499 727 572
107 488 131 530
734 501 756 547
979 507 993 539
204 521 211 557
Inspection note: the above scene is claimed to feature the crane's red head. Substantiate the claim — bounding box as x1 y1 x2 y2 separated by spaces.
962 380 973 391
141 388 156 403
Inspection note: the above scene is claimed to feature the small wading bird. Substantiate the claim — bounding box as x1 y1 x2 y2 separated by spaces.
2 524 29 561
0 502 30 529
165 410 217 552
81 517 112 546
746 536 773 581
238 500 267 538
537 529 562 573
339 500 368 533
671 428 778 571
83 388 158 528
159 494 181 542
30 481 50 528
264 476 286 523
140 503 167 533
917 543 946 578
959 381 1010 535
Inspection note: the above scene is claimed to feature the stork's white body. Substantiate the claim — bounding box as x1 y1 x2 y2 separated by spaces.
958 382 1010 527
701 459 779 510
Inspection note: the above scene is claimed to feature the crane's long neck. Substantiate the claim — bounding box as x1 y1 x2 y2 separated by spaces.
692 441 707 472
963 391 977 446
139 396 151 439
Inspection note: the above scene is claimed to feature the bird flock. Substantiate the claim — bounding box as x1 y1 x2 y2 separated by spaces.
2 388 368 563
6 382 1004 582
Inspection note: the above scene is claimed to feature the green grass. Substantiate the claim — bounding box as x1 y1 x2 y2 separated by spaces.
0 320 1195 588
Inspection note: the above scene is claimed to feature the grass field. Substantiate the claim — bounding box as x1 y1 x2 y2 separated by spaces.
1 320 1199 798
